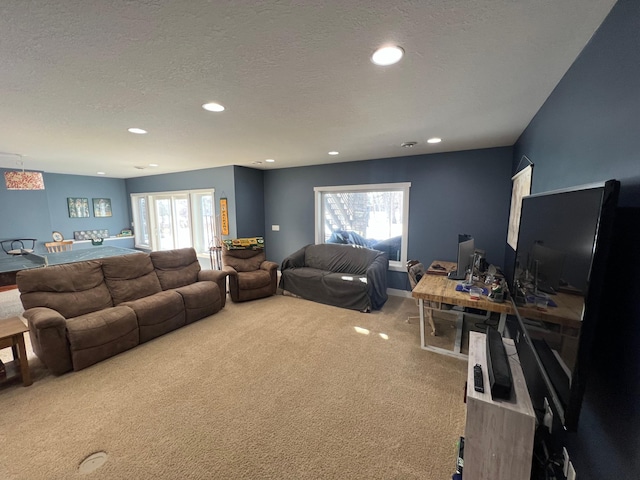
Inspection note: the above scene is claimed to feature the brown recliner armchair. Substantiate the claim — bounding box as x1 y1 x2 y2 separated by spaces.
221 248 278 302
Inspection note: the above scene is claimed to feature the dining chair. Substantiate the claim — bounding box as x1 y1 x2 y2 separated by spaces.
407 260 426 324
44 240 73 253
1 239 37 255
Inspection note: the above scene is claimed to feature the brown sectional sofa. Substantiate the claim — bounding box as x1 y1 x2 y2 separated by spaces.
17 248 228 374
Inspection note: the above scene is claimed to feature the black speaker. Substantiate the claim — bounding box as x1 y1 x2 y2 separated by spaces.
485 326 513 399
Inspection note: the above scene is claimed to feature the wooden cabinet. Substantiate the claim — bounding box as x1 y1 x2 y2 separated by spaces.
464 331 535 480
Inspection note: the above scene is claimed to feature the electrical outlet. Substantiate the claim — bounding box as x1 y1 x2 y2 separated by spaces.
562 447 570 477
567 461 576 480
272 225 280 231
543 397 553 433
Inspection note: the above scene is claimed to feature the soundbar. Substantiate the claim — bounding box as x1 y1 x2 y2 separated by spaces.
485 326 513 400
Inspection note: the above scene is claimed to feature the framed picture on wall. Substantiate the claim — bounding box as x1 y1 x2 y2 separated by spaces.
93 198 112 217
67 197 90 218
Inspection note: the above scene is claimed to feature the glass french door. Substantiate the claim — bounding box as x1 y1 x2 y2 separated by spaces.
153 194 191 250
191 191 215 254
131 189 215 253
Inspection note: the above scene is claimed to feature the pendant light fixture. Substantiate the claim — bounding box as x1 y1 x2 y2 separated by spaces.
2 153 45 190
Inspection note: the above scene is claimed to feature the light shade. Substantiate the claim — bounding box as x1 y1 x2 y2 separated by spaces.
4 171 45 190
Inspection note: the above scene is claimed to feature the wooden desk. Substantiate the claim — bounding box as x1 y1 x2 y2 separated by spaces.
411 261 512 359
0 316 32 387
411 261 584 360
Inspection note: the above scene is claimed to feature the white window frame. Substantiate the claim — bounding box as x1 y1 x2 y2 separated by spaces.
130 188 215 252
314 182 411 272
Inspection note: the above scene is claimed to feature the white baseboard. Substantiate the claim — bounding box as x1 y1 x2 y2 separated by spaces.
388 288 412 298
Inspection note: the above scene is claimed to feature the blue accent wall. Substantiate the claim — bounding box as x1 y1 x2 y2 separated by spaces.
0 168 49 250
264 147 513 290
233 166 265 238
513 0 640 478
514 0 640 203
125 166 238 239
45 173 131 245
1 169 130 253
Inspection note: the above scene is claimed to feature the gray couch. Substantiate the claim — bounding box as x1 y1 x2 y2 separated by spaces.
17 248 228 374
279 243 388 312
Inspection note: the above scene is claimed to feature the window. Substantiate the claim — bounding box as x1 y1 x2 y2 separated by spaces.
130 189 216 254
314 183 410 271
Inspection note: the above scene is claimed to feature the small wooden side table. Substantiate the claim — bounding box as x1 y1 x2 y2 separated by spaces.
0 316 32 387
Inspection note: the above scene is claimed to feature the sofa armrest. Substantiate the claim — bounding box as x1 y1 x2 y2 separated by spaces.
261 260 279 296
365 253 389 310
198 269 230 309
221 265 238 277
281 245 308 270
22 307 73 375
198 269 228 283
260 261 279 272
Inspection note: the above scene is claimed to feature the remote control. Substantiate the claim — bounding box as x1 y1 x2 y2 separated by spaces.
473 364 484 393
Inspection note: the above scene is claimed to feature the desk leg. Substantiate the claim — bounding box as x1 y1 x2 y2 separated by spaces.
453 311 464 355
498 312 507 335
426 303 437 336
419 300 438 344
419 299 425 348
418 304 467 361
15 333 32 387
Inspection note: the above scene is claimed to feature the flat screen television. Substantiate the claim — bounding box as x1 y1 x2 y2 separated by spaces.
507 179 619 431
448 234 474 281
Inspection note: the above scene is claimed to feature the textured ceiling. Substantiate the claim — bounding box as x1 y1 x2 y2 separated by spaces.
0 0 617 178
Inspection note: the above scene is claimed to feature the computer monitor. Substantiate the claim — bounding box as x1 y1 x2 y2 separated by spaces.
448 234 474 280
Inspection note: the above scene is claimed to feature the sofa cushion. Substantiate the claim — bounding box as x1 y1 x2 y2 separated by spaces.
173 281 221 324
304 243 380 275
150 248 201 290
122 290 185 343
17 260 113 318
66 305 139 371
237 269 272 290
280 268 371 311
101 253 162 304
280 267 326 292
222 249 265 272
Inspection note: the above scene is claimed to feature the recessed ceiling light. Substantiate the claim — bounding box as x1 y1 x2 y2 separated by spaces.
401 141 417 148
427 137 442 144
202 102 225 112
328 151 339 156
371 46 404 66
252 161 263 165
97 171 106 175
128 128 147 134
265 159 275 163
149 163 159 167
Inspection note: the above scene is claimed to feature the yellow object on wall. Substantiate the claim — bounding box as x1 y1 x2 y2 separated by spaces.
220 198 229 236
222 237 264 250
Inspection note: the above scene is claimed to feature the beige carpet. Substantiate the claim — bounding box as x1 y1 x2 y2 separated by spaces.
0 290 466 480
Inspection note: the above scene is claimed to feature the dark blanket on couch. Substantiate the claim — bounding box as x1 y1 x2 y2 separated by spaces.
279 243 388 311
